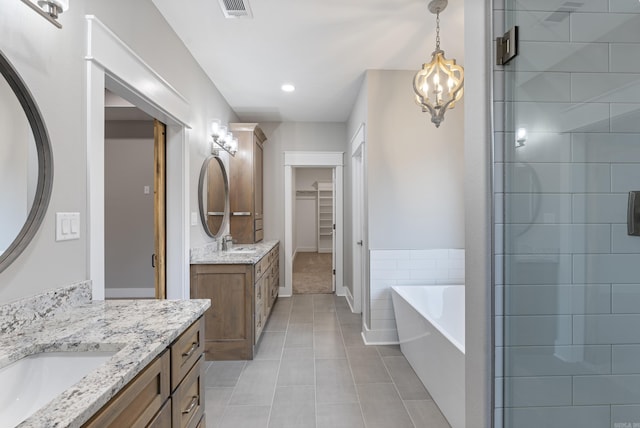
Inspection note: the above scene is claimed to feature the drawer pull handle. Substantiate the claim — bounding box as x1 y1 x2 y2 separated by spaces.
182 396 199 415
232 212 251 216
182 342 199 359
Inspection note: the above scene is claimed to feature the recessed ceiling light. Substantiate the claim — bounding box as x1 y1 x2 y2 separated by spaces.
281 84 295 93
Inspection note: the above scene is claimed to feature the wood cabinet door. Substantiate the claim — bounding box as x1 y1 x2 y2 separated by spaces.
190 264 253 360
254 138 263 222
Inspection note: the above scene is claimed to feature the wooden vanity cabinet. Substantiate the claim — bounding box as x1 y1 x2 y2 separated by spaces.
229 123 266 244
83 318 205 428
190 243 280 360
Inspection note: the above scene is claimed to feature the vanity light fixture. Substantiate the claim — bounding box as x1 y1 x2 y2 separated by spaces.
413 0 464 128
211 119 238 156
20 0 69 28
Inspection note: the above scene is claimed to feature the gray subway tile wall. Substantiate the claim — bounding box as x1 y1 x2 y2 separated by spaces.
495 0 640 426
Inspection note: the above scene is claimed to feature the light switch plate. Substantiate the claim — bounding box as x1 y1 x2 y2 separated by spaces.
56 212 80 241
191 212 198 226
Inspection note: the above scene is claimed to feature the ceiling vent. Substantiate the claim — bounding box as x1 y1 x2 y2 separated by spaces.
218 0 253 19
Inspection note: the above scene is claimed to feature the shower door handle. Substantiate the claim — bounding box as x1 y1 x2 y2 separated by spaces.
357 240 363 246
629 192 640 236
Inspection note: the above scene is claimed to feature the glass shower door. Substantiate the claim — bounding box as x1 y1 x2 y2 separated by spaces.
496 1 640 427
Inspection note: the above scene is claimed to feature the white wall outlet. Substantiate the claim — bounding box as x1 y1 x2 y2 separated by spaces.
191 212 198 226
56 212 80 241
144 185 150 194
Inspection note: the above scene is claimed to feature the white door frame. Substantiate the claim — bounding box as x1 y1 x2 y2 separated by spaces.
350 124 366 314
284 152 344 297
85 16 191 300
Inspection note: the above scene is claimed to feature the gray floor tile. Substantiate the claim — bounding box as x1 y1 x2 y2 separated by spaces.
377 344 403 357
205 388 233 428
255 331 286 360
316 403 365 428
313 298 336 313
357 383 415 428
284 322 314 348
337 311 362 325
349 355 393 384
313 312 340 331
314 330 347 359
264 313 289 332
229 360 279 406
405 399 451 428
346 345 379 359
315 359 358 404
205 361 246 388
269 386 316 428
282 347 314 360
289 310 314 324
383 356 431 400
220 405 270 428
341 326 366 347
277 358 315 386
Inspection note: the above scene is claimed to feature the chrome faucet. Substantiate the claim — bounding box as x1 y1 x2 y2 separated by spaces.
221 235 233 251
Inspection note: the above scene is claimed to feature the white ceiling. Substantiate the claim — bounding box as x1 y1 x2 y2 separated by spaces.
152 0 465 123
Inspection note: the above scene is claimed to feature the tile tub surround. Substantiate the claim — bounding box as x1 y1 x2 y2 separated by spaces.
367 249 465 344
0 281 91 335
0 294 209 427
190 239 279 264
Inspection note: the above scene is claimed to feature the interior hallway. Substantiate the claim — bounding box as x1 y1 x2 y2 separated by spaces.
203 294 450 428
292 253 333 294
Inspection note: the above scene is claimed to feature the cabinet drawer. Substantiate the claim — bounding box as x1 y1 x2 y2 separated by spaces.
255 276 264 307
255 229 264 242
255 309 264 344
147 397 172 428
84 351 170 428
255 218 263 231
172 355 205 428
255 257 269 280
171 317 204 391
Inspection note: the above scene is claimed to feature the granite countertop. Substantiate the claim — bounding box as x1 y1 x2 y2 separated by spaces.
190 239 279 265
0 293 210 428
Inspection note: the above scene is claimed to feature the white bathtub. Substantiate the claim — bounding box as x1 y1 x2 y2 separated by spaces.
391 285 465 428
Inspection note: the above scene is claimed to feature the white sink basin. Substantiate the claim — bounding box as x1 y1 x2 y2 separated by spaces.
0 351 116 427
228 246 257 254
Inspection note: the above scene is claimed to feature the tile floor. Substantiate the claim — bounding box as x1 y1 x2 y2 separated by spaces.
203 293 451 428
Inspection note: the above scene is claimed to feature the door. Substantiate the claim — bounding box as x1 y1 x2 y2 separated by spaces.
153 119 166 299
331 168 336 292
496 2 640 427
351 139 365 313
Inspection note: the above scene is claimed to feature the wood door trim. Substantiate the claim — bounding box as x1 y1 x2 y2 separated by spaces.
154 120 167 299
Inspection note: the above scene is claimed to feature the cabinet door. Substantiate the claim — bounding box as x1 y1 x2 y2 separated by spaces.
254 138 263 222
190 264 253 360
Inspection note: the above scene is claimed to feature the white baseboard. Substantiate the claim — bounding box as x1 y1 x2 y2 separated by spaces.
296 247 318 253
105 287 155 299
318 248 333 254
362 323 399 345
344 287 355 312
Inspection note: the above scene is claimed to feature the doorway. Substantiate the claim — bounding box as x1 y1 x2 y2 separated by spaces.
283 151 344 298
292 167 335 294
85 16 191 300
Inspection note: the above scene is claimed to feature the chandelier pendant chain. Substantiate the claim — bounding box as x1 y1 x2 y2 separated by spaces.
435 10 440 51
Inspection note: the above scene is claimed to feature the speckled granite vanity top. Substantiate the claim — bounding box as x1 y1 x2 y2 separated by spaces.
0 281 210 428
190 239 279 264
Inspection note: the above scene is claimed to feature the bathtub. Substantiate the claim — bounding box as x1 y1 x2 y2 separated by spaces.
391 285 465 428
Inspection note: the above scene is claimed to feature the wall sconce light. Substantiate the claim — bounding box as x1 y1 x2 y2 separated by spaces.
515 127 527 148
20 0 69 28
413 0 464 128
211 119 238 156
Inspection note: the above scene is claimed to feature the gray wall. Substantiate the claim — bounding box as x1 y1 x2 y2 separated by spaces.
261 122 348 293
105 126 155 295
0 0 237 303
366 70 465 250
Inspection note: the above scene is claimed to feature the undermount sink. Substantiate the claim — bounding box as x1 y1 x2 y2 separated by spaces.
228 246 257 254
0 350 117 427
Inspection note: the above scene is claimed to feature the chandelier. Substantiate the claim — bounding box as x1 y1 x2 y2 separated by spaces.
413 0 464 128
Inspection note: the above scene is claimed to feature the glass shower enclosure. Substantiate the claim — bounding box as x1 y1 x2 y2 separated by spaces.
495 1 640 427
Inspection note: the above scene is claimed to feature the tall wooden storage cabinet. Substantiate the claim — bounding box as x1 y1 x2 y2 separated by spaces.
229 123 266 244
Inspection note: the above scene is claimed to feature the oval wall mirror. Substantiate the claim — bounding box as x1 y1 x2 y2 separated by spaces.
0 51 53 273
198 155 229 238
